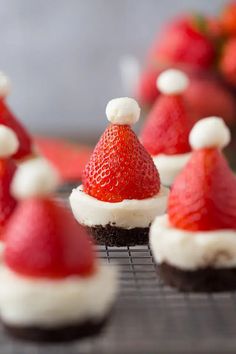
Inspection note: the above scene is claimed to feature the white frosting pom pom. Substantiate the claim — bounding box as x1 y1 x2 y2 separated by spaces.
189 117 231 150
157 69 189 95
106 97 140 125
0 125 19 157
11 158 60 199
0 72 11 98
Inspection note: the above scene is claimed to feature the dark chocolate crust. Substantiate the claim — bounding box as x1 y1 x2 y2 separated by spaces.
158 262 236 292
87 224 149 247
4 316 108 343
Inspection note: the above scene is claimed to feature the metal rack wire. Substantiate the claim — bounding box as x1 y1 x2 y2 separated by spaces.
2 192 236 354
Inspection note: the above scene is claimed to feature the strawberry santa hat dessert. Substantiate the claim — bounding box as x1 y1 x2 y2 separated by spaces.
70 97 169 247
0 159 118 342
0 125 19 255
140 69 194 187
150 117 236 292
0 72 33 160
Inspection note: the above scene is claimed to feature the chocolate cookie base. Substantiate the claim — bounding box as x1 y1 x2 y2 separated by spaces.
88 224 149 247
4 316 108 343
158 262 236 292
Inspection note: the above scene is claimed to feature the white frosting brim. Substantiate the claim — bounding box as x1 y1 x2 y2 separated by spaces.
0 264 118 327
150 215 236 270
153 153 191 186
69 185 169 229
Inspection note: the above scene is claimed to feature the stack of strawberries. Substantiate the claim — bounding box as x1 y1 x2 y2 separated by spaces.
135 1 236 166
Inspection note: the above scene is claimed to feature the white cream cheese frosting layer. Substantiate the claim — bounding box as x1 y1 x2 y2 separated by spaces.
69 185 169 229
152 153 191 187
0 264 118 328
150 215 236 270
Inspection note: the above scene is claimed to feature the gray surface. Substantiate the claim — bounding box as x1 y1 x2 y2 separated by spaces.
0 0 227 140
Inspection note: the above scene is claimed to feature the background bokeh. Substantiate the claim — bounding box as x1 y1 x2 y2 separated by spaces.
0 0 226 142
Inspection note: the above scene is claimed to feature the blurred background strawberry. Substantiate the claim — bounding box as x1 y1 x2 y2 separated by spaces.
220 38 236 86
220 1 236 36
135 2 236 168
147 16 215 71
35 137 92 183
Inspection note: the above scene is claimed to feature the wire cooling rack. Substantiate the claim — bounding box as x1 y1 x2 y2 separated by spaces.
3 190 236 354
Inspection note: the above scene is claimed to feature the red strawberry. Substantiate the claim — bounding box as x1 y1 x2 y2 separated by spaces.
4 198 95 278
0 100 32 160
35 137 92 182
0 159 17 235
220 1 236 36
140 94 193 156
135 66 161 106
220 38 236 86
83 124 160 202
184 76 236 125
206 17 224 40
148 17 215 70
169 148 236 231
140 70 194 156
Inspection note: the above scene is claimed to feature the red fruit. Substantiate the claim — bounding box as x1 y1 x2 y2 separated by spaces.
220 1 236 36
168 148 236 231
0 100 32 160
149 17 215 70
184 77 236 125
206 17 224 39
135 67 160 106
83 124 160 202
220 38 236 86
0 159 17 235
4 198 95 278
140 95 193 156
35 137 92 182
